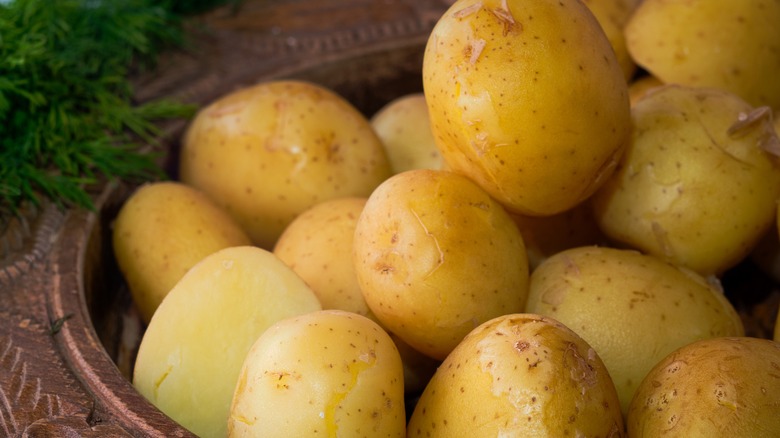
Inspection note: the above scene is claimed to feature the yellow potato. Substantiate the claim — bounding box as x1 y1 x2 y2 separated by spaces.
423 0 630 216
628 74 663 106
625 0 780 109
370 93 444 173
408 314 624 437
180 80 392 249
112 181 251 323
525 246 745 413
273 197 373 319
353 169 529 360
228 310 405 437
133 246 321 438
592 85 780 276
628 337 780 437
581 0 638 80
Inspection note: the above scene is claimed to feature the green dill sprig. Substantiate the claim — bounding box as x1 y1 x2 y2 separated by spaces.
0 0 203 219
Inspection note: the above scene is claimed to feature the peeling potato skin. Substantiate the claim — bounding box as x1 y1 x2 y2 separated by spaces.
627 337 780 437
592 85 780 276
407 313 625 437
353 169 529 360
422 0 630 216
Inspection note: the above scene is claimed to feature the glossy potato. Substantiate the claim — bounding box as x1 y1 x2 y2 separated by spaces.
628 337 780 437
408 314 624 437
228 310 405 437
592 85 780 276
112 181 251 323
133 246 321 438
180 80 392 249
525 246 745 413
423 0 630 216
353 169 529 360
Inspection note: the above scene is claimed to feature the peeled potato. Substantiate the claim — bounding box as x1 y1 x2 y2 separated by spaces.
112 181 251 323
408 314 624 437
628 337 780 437
180 80 392 249
625 0 780 109
133 246 321 438
228 310 405 437
423 0 630 216
592 85 780 276
370 93 444 173
353 169 529 360
525 246 745 413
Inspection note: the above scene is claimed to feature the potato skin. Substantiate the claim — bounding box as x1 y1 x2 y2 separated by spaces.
525 246 745 413
132 246 321 438
407 314 624 437
112 181 251 323
180 80 392 249
592 85 780 276
627 337 780 437
228 310 405 438
423 0 630 216
353 169 529 360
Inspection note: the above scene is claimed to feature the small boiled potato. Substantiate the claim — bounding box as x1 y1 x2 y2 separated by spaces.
423 0 630 216
592 85 780 276
525 246 745 413
625 0 780 109
112 181 251 323
180 80 392 249
370 93 444 173
509 200 607 270
353 169 529 360
628 337 780 437
133 246 321 438
228 310 405 438
273 197 373 319
408 314 624 437
581 0 638 81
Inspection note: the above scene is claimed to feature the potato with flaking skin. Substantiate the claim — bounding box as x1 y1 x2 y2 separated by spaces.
228 310 405 438
625 0 780 109
180 80 392 249
133 246 321 438
423 0 630 216
408 313 625 437
524 246 745 414
112 181 251 323
273 197 373 319
370 93 444 173
627 337 780 437
592 85 780 276
353 169 529 360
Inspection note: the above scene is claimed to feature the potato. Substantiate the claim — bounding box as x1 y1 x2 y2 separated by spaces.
408 314 624 437
112 181 251 323
524 246 745 413
273 197 373 319
180 80 392 249
625 0 780 109
628 74 663 107
370 93 444 173
592 85 780 276
581 0 638 80
627 337 780 437
353 169 529 360
228 310 405 437
423 0 630 216
133 246 321 438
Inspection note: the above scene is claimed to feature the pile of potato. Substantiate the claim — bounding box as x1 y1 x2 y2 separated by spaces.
112 0 780 436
